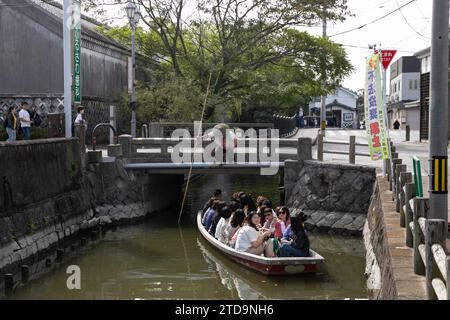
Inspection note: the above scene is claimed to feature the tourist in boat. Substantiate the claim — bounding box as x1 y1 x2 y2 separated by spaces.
203 200 220 231
202 189 222 218
214 206 232 242
278 213 311 257
261 207 277 236
239 193 257 214
209 201 227 236
227 209 246 248
274 206 291 239
256 196 267 214
235 212 275 257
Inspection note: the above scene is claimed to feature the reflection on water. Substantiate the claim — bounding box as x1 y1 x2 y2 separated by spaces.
8 174 367 300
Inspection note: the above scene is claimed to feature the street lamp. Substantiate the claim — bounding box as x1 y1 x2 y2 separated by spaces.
126 0 140 137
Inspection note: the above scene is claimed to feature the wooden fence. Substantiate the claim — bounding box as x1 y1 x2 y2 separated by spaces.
390 142 450 300
316 133 370 164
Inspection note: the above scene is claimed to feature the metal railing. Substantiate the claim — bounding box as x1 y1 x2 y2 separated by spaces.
316 133 369 164
273 114 299 138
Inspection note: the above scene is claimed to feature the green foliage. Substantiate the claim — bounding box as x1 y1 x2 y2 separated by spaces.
93 0 353 124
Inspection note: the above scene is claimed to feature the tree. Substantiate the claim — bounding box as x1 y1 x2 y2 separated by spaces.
85 0 353 122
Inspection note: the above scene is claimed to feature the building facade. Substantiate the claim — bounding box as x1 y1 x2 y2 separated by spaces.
387 56 421 130
308 87 358 128
0 0 131 140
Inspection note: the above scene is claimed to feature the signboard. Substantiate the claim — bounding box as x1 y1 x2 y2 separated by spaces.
364 53 389 161
343 113 354 121
381 50 397 70
73 0 81 104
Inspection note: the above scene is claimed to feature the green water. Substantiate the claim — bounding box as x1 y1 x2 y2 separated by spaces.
8 174 368 300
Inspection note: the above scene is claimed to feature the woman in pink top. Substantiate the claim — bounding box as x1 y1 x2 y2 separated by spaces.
274 206 291 239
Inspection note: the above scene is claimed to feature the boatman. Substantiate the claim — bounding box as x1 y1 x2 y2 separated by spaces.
204 123 237 163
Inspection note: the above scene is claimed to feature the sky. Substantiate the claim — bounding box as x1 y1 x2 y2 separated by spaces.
86 0 433 92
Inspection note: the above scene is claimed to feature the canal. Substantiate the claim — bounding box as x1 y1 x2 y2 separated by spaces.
9 174 368 300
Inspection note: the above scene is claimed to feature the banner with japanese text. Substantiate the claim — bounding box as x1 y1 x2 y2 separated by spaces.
364 53 389 161
73 0 81 104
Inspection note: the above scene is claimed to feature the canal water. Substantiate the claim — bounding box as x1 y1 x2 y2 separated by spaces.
9 174 368 300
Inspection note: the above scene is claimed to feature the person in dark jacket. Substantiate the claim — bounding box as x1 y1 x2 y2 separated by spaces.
5 106 18 142
209 201 227 236
278 212 310 257
202 189 222 217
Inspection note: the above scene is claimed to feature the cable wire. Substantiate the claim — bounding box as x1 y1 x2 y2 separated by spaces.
395 0 430 39
330 0 418 37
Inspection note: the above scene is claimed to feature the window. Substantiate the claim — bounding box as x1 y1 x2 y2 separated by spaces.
409 80 413 90
414 79 419 90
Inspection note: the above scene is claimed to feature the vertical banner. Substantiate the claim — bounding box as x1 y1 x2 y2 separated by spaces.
73 0 81 104
364 53 389 160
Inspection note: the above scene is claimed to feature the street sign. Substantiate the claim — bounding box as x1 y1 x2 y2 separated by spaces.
73 0 81 104
380 50 397 70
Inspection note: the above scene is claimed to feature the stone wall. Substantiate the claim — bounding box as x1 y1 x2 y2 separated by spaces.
0 138 83 213
363 180 397 299
0 139 182 296
285 160 376 236
0 139 95 275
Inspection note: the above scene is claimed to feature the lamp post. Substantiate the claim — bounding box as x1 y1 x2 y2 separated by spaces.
125 0 140 138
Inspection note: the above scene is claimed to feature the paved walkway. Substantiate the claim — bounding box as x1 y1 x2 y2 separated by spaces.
378 175 428 299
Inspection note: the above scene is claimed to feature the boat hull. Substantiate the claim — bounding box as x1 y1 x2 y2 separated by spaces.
197 211 324 275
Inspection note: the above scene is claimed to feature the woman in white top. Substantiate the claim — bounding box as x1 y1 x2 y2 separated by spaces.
235 212 275 257
226 209 245 248
215 206 232 242
74 106 87 126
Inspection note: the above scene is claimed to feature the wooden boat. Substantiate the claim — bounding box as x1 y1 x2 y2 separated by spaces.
197 211 324 275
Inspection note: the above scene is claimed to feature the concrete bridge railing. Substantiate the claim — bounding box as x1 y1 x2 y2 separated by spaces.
389 141 450 300
118 135 306 162
148 122 274 138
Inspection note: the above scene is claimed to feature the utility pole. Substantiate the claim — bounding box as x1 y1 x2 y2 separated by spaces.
63 0 73 138
320 5 327 135
428 0 449 220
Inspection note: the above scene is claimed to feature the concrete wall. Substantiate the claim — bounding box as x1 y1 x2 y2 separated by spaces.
0 138 82 212
0 139 182 295
0 138 95 275
285 160 376 236
363 181 397 299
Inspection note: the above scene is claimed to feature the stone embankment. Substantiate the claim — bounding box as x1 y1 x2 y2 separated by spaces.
285 160 376 236
0 138 180 296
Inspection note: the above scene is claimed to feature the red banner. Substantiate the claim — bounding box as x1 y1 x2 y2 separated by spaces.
381 50 397 70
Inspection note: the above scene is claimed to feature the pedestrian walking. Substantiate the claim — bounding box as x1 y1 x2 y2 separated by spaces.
19 102 32 140
4 106 18 142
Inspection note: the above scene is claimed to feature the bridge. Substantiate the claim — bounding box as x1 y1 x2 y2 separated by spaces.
87 134 313 176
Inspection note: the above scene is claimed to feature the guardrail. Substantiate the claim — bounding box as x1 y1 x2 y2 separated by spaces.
316 133 369 164
389 146 450 300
